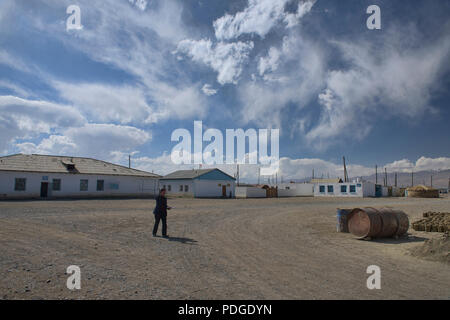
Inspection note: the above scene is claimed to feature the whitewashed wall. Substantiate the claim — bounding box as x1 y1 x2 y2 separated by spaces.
362 182 376 197
314 182 364 197
235 186 266 198
0 171 158 199
160 180 194 197
194 180 235 198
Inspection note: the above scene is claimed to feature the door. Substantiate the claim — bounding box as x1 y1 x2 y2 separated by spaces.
40 182 49 198
222 185 227 197
375 184 382 197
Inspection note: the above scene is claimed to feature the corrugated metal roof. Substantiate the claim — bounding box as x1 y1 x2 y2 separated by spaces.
160 168 235 180
160 169 216 180
0 154 160 178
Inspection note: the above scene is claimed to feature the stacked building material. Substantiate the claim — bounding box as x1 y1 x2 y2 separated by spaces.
412 212 449 232
406 185 439 198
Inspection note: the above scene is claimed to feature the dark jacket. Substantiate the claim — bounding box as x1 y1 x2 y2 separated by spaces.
153 195 167 215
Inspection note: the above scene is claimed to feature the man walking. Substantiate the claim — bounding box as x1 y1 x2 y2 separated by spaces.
153 188 171 238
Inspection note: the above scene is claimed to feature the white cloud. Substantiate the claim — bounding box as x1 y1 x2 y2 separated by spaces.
258 47 281 76
238 33 326 127
54 82 154 124
17 135 77 156
128 0 148 11
17 123 151 160
176 39 254 85
284 0 316 28
0 80 31 98
129 154 450 182
0 95 85 153
0 50 31 73
306 32 450 148
26 0 208 123
201 84 218 96
213 0 315 40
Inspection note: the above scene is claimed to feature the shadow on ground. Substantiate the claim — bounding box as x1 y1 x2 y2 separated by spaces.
372 235 427 244
167 236 198 245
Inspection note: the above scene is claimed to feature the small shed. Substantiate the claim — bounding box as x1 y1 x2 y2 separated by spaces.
160 168 236 198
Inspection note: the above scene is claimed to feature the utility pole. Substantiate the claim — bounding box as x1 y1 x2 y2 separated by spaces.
430 175 433 188
128 155 131 168
343 156 348 183
411 171 414 187
394 172 397 187
312 169 315 180
237 164 240 186
258 167 260 185
375 165 378 184
384 168 388 187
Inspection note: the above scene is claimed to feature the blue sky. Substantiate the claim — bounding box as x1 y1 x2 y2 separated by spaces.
0 0 449 181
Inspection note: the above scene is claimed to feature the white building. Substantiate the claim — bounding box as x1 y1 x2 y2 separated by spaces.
277 183 315 197
313 180 377 197
0 154 160 199
235 186 267 198
160 168 236 198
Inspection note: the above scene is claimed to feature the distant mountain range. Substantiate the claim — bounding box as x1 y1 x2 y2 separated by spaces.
287 170 450 189
359 169 450 189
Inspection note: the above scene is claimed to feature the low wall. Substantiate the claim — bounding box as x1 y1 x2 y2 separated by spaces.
235 187 266 198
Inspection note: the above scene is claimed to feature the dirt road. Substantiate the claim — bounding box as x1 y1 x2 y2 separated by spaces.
0 197 449 299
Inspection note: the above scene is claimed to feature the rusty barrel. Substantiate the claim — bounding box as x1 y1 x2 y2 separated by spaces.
377 209 399 238
348 207 383 239
379 208 409 236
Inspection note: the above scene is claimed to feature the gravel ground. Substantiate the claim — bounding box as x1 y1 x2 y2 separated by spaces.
0 196 449 300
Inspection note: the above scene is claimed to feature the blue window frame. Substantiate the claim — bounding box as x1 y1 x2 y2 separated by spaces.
319 185 325 193
341 185 347 193
327 185 334 193
350 185 356 193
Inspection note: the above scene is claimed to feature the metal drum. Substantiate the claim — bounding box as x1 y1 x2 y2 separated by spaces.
379 208 409 236
377 209 399 238
348 207 383 239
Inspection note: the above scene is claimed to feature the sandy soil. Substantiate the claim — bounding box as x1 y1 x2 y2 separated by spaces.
0 196 449 300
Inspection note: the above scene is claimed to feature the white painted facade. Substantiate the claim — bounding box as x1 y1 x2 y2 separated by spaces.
0 171 158 199
161 179 235 198
277 183 314 197
235 186 266 198
313 181 377 198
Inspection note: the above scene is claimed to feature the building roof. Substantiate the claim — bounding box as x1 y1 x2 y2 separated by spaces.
310 178 343 184
161 168 235 180
0 154 160 178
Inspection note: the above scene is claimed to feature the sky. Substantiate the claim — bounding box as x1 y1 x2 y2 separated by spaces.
0 0 449 182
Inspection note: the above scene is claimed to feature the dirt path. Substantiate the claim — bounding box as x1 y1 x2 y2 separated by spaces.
0 197 449 299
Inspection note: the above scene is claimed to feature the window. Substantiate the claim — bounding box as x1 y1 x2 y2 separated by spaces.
97 180 104 191
109 183 119 190
52 179 61 191
350 185 356 193
327 185 334 193
341 185 347 193
80 179 89 191
184 185 189 192
168 185 171 192
179 185 184 192
14 178 26 191
319 185 325 193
